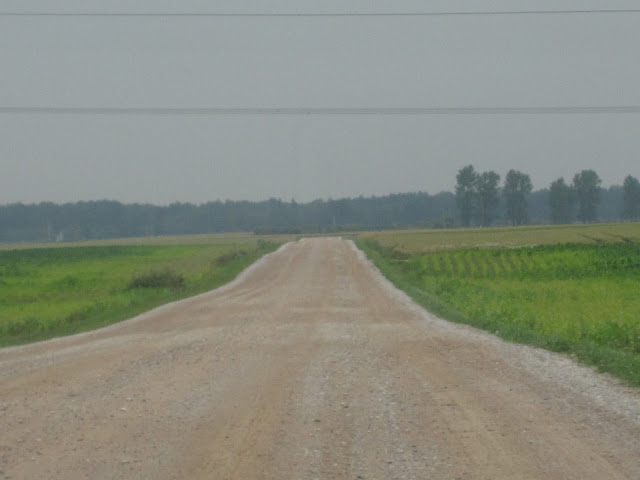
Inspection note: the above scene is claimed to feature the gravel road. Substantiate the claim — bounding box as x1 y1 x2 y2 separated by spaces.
1 237 639 479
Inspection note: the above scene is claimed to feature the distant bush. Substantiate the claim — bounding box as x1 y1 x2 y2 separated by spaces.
214 249 249 267
127 269 184 290
256 239 279 251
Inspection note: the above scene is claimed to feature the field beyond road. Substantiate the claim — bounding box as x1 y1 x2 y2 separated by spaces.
359 222 640 253
1 237 639 479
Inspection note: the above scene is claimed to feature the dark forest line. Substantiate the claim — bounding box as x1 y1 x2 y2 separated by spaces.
0 185 631 243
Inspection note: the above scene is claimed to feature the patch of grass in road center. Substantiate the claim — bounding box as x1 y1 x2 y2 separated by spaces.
0 240 281 347
357 227 640 387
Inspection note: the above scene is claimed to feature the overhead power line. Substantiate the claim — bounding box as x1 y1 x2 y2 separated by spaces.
2 9 640 17
1 106 640 116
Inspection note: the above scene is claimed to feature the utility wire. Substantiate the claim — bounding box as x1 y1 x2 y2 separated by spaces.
1 9 640 17
1 106 640 116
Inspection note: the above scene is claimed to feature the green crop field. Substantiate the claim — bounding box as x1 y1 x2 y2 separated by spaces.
358 222 640 386
0 238 282 347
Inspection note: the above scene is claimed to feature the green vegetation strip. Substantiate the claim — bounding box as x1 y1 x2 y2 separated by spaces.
357 236 640 387
0 240 280 347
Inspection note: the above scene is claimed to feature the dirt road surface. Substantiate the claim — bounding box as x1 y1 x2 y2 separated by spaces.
1 237 640 479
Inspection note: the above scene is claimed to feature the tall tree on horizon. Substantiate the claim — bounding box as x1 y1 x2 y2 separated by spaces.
572 169 602 223
455 165 478 227
623 174 640 220
503 169 533 226
475 170 501 227
549 177 575 224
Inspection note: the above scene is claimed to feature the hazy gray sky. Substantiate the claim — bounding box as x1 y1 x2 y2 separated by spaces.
1 0 639 204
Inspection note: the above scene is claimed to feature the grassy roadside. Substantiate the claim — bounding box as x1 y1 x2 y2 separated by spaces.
0 240 281 347
357 234 640 387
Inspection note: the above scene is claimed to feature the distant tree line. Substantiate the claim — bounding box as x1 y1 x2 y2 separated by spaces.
455 165 640 227
0 193 456 243
1 170 639 243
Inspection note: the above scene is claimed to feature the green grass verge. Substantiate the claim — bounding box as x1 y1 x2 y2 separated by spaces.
357 237 640 387
0 240 281 347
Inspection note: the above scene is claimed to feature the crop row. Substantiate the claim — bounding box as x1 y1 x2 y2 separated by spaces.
415 243 640 280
